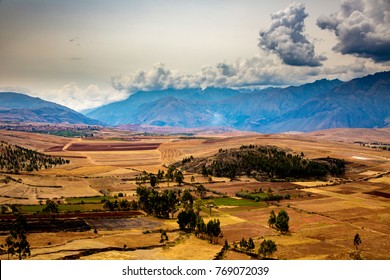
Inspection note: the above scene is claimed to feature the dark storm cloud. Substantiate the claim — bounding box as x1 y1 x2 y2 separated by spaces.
317 0 390 62
258 2 326 67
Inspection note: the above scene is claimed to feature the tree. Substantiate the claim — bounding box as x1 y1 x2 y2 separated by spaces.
194 198 204 214
196 184 207 198
149 174 157 187
206 219 221 244
354 233 361 251
268 210 276 227
103 199 114 211
157 170 165 181
177 209 197 232
160 230 169 243
0 214 31 260
0 236 15 260
42 199 59 219
240 238 248 251
350 233 364 260
247 237 255 252
165 166 175 184
275 209 289 234
258 239 277 259
175 170 184 186
180 189 194 210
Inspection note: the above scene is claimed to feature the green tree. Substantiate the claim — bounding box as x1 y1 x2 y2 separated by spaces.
42 199 59 219
0 236 15 260
160 230 169 243
240 237 248 250
354 233 362 251
268 210 276 227
275 209 289 234
196 184 207 198
0 214 31 260
194 198 204 214
180 189 194 210
350 233 364 260
177 209 197 232
206 219 221 244
149 174 157 187
165 166 175 184
175 170 184 186
103 199 114 211
258 239 277 259
247 237 255 252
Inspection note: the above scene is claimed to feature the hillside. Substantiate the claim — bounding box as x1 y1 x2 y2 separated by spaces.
0 92 101 125
0 141 69 173
176 145 346 180
87 71 390 132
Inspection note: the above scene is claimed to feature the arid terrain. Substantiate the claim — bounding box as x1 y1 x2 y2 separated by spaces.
0 127 389 260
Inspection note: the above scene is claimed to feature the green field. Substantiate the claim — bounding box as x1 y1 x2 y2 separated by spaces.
212 197 266 207
65 196 105 204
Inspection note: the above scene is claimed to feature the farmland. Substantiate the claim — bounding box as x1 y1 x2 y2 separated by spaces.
0 128 389 260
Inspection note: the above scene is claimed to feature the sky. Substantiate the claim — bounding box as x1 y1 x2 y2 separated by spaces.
0 0 389 111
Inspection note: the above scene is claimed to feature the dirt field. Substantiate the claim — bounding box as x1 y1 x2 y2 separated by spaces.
1 128 389 260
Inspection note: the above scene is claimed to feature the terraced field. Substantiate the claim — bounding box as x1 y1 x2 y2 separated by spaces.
0 128 389 260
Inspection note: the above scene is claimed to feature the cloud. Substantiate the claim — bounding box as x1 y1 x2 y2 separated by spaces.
41 83 128 111
317 0 390 62
258 2 326 67
111 54 330 94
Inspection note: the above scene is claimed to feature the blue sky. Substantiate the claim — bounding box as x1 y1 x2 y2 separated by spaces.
0 0 389 111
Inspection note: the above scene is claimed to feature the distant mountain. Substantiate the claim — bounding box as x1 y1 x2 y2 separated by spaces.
259 71 390 132
0 92 101 125
86 71 390 133
86 88 240 126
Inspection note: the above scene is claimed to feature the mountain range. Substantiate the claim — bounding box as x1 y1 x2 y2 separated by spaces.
1 71 389 133
87 71 390 133
0 92 100 125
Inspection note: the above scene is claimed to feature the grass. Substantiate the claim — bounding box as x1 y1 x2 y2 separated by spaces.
65 196 105 204
213 197 265 207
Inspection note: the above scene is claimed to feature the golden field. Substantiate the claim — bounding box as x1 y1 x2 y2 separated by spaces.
0 128 389 260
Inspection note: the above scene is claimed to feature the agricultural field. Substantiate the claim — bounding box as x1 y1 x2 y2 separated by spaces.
0 128 389 260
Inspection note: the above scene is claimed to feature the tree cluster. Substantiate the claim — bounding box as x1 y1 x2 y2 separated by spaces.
239 237 255 252
136 186 179 218
268 209 289 233
177 208 222 244
186 145 345 180
136 167 184 187
103 198 138 211
0 214 31 260
0 142 69 174
234 237 277 259
258 239 277 259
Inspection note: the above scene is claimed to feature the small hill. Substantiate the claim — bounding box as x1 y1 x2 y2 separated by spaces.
0 141 69 174
176 145 346 181
0 92 101 125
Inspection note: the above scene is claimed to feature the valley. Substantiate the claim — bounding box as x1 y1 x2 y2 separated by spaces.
0 127 389 260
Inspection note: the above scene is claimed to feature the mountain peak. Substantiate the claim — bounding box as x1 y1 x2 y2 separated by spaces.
0 92 101 125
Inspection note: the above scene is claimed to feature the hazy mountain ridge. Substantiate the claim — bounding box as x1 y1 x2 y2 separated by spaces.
0 92 101 125
1 71 389 132
88 72 390 132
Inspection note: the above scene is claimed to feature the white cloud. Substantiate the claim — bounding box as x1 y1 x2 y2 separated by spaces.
111 53 331 94
258 2 326 67
41 83 128 111
317 0 390 62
